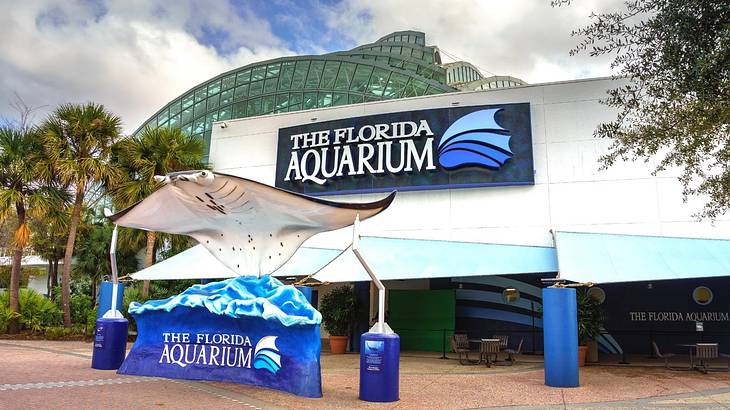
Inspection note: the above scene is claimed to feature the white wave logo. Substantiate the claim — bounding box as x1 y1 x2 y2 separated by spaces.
438 108 513 170
253 336 282 374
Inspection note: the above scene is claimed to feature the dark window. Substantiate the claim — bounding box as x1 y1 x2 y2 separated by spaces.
320 61 340 89
207 80 221 95
236 70 251 85
249 80 264 96
221 74 235 90
350 65 373 93
234 84 248 101
305 60 325 89
263 77 278 94
266 63 281 78
278 61 295 90
251 66 266 81
218 105 231 121
291 61 310 89
334 62 356 90
303 92 317 109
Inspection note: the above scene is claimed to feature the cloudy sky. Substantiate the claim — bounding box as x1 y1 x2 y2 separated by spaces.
0 0 622 133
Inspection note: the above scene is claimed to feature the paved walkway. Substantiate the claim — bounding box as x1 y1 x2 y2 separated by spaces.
1 340 729 409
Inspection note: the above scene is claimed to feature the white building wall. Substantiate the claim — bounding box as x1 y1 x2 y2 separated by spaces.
210 77 730 250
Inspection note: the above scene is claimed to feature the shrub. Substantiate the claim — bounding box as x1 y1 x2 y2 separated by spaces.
122 285 142 333
70 293 92 325
44 326 87 340
319 285 356 337
577 289 606 345
0 291 21 334
85 306 97 336
18 288 62 333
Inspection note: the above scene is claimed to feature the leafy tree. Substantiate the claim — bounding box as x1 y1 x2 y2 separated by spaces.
0 126 66 333
112 126 206 298
29 208 68 298
42 103 123 327
72 212 138 304
553 0 730 218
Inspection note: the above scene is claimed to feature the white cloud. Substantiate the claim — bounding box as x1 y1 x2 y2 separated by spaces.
321 0 621 83
0 0 624 133
0 0 293 133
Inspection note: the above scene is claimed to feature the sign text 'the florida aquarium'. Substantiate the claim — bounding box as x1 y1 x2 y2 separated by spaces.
274 103 534 195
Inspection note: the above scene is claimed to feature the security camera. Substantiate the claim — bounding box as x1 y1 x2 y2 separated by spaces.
219 122 228 128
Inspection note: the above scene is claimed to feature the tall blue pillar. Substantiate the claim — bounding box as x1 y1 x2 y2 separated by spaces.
97 281 124 319
542 287 579 387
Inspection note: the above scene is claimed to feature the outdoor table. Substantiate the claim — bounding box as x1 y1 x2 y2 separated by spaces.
677 343 719 373
466 339 502 365
479 339 503 366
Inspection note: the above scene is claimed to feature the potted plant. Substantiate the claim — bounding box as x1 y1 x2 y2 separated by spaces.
577 289 605 367
319 285 356 354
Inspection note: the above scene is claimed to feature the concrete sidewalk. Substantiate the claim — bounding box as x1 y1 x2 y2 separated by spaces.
1 340 729 409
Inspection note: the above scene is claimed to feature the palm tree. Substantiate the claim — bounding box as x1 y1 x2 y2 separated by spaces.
42 103 122 327
112 126 206 298
0 126 66 333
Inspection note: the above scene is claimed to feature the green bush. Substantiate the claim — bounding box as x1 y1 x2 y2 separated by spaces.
577 289 606 345
319 285 356 337
70 293 92 325
18 289 62 333
44 326 87 340
86 306 98 337
122 285 142 333
0 291 21 334
44 326 73 340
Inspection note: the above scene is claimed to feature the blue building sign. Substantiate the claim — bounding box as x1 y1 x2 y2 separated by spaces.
275 103 534 195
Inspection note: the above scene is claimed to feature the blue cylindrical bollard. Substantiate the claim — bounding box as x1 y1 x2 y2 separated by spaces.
91 317 129 370
359 332 399 402
97 282 124 319
543 287 579 387
296 286 313 304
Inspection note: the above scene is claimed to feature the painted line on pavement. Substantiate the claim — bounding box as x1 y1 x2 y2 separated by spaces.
0 341 92 359
0 377 153 391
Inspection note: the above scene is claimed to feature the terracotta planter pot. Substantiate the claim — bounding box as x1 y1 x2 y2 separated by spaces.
578 345 589 367
587 340 599 363
329 335 348 354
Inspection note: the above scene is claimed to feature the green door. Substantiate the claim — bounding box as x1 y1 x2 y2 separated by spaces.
388 289 455 351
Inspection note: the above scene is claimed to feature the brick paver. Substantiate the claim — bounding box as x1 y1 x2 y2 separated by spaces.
1 340 730 409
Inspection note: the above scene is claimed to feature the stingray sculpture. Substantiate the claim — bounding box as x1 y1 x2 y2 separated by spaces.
108 170 395 277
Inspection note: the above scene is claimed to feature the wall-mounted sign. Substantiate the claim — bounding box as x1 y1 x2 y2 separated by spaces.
275 103 534 195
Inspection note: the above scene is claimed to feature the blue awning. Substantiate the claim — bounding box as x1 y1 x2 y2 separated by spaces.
555 231 730 284
314 236 557 282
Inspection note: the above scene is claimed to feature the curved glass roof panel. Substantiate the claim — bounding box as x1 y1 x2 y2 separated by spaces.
134 31 457 160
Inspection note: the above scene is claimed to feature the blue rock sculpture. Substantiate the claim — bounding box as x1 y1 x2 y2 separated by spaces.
117 275 322 398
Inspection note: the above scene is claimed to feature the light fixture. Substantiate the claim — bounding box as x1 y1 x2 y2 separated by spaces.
451 101 460 106
503 288 520 303
310 117 318 122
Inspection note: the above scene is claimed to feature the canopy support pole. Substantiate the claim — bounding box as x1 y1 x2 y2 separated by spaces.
103 224 123 319
352 214 387 334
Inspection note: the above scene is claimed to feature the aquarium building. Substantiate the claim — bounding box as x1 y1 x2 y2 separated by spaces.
137 31 730 355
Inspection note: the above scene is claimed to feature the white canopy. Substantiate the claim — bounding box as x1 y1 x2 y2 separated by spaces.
131 244 340 280
314 236 558 283
555 231 730 283
108 170 394 277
